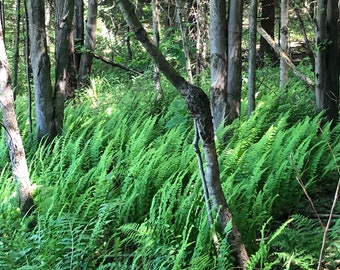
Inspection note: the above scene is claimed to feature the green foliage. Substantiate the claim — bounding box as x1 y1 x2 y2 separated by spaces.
0 74 339 269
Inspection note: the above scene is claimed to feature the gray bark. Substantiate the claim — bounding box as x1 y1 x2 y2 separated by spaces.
279 0 289 88
78 0 98 87
209 0 227 130
28 0 54 141
152 0 162 97
248 0 257 118
0 21 34 216
74 0 84 71
226 0 243 125
115 0 248 268
54 0 75 134
315 0 339 123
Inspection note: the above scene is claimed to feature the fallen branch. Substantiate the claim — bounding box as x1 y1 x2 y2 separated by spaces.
93 53 143 75
257 24 315 88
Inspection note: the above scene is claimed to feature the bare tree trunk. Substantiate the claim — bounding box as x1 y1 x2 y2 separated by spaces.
279 0 289 88
248 0 257 118
209 0 227 131
54 0 75 134
28 0 54 141
315 0 339 124
78 0 98 87
0 0 5 39
152 0 162 98
74 0 84 72
0 20 35 216
175 0 193 83
259 0 276 63
13 0 21 98
226 0 243 125
115 1 249 268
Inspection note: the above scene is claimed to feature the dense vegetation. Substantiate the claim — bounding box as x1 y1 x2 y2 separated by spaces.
1 61 339 268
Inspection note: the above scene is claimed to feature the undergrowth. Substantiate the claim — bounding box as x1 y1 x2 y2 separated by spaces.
0 73 339 269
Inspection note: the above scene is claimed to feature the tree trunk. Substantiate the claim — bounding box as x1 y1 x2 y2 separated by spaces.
0 20 35 216
226 0 243 125
13 0 21 98
115 1 249 268
259 0 276 63
248 0 257 118
78 0 98 88
152 0 162 97
315 0 339 124
209 0 227 131
279 0 289 88
54 0 75 134
74 0 84 72
28 0 54 141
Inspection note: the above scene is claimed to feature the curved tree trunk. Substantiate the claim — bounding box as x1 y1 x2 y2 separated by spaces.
115 1 249 268
0 20 34 216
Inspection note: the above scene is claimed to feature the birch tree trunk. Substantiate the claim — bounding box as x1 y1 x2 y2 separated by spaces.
226 0 243 125
0 20 35 216
279 0 289 88
209 0 227 131
248 0 257 118
152 0 162 97
115 1 249 268
78 0 98 88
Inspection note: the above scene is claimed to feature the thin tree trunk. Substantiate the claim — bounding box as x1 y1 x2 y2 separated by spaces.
226 0 243 125
152 0 162 97
0 20 35 216
24 0 33 139
115 1 249 268
13 0 21 98
78 0 98 87
74 0 84 72
0 0 5 39
175 0 193 83
248 0 257 118
279 0 289 88
209 0 227 131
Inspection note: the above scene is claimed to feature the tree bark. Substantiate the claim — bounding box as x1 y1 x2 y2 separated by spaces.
248 0 257 118
54 0 75 134
152 0 162 97
209 0 227 130
74 0 84 72
226 0 243 125
78 0 98 88
28 0 54 141
279 0 289 88
259 0 276 63
315 0 339 124
115 0 249 268
13 0 21 98
0 20 35 216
